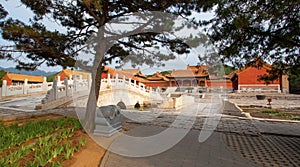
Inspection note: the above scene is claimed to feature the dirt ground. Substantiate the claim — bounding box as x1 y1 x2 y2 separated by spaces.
62 131 106 167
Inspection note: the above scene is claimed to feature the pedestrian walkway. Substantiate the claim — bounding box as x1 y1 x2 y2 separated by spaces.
99 101 300 167
101 126 257 167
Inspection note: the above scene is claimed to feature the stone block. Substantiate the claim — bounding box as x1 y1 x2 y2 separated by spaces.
94 105 122 137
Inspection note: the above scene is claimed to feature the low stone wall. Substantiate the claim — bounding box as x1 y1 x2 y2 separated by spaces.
158 94 195 110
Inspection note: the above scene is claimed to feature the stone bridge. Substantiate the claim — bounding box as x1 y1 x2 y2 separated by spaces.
37 74 162 110
98 74 162 108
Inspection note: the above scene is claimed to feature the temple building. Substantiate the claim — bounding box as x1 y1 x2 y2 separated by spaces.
228 59 289 93
2 72 44 86
167 65 209 87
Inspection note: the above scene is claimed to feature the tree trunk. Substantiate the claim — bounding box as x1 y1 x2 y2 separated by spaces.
83 31 107 133
83 62 104 133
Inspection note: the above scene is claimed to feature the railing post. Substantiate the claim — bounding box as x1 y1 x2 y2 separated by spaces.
23 78 28 95
115 74 119 86
73 75 77 92
123 75 126 87
53 79 58 100
42 77 48 91
88 74 92 91
2 80 7 97
57 76 61 86
64 77 69 96
108 74 111 85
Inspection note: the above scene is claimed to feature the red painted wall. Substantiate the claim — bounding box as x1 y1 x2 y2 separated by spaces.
207 81 232 88
2 75 12 86
57 73 68 81
238 67 279 85
144 82 167 88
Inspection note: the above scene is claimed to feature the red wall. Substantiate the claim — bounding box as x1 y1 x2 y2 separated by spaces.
207 80 232 88
238 67 279 85
144 82 167 88
58 73 68 81
2 75 12 86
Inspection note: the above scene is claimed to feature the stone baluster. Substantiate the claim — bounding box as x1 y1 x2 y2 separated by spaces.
88 74 92 90
123 75 126 87
74 74 77 92
57 76 61 86
115 74 119 86
2 80 7 97
23 78 28 95
42 77 48 91
108 74 111 85
53 79 58 100
64 77 69 96
129 78 131 86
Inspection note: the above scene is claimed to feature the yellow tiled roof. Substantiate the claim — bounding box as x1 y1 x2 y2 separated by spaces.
5 73 44 82
58 69 90 79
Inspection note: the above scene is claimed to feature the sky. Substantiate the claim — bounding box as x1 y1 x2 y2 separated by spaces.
0 1 215 74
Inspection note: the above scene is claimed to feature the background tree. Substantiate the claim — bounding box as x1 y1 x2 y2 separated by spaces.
0 1 215 132
202 0 299 79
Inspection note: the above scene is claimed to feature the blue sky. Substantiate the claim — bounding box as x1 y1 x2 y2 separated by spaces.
0 1 214 74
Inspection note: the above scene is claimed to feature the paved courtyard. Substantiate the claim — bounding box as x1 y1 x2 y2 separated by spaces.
100 100 300 167
0 94 300 167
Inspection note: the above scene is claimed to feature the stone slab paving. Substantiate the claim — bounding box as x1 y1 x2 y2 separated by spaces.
101 101 300 167
100 126 257 167
1 96 300 167
253 120 300 136
224 133 300 167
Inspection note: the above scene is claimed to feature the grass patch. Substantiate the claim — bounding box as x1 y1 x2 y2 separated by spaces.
290 117 300 121
261 110 290 117
0 117 85 166
261 110 279 114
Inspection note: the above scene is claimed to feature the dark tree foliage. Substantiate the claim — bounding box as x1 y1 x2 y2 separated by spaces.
0 0 217 132
203 0 299 78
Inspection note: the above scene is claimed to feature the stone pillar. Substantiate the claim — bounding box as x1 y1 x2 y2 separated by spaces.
57 76 61 86
73 75 77 92
108 74 111 85
42 77 48 91
79 75 83 81
115 74 119 86
123 76 126 87
53 79 58 100
88 74 92 90
64 77 69 96
23 78 28 95
2 80 7 97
